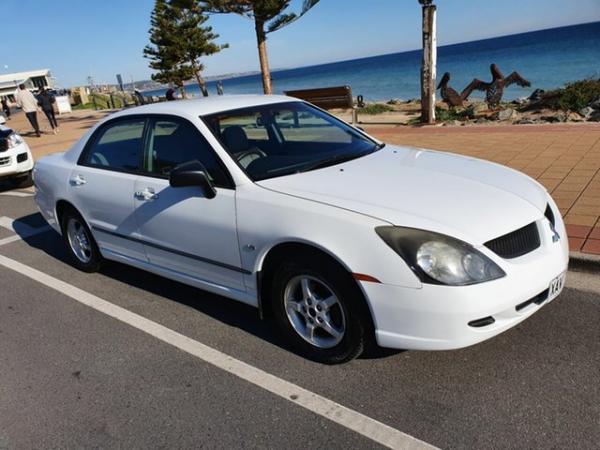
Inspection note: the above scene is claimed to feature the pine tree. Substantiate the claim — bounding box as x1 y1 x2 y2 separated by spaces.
144 0 227 97
171 0 228 96
200 0 320 95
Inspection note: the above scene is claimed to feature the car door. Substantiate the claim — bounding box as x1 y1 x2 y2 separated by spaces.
133 116 245 292
70 117 147 261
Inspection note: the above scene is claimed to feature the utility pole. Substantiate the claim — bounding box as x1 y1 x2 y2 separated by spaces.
419 0 437 124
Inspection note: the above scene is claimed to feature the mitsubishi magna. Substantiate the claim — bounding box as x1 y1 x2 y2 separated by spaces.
33 96 568 363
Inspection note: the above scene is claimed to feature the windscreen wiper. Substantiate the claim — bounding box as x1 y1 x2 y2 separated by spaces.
299 152 371 172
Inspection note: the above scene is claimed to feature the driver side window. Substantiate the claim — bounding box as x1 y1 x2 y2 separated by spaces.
144 118 231 188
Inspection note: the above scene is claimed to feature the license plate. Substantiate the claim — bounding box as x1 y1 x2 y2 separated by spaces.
548 272 566 301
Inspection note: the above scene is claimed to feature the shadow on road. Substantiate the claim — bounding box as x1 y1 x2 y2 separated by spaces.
11 211 401 361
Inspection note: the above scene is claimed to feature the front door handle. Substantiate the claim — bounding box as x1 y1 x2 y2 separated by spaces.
134 188 159 201
70 174 86 186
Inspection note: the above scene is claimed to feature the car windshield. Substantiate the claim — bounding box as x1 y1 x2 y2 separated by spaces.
202 101 382 181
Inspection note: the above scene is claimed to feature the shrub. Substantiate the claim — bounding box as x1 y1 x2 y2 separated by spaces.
435 107 463 122
543 79 600 111
358 103 394 115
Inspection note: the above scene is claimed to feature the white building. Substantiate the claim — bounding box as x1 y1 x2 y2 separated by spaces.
0 69 54 100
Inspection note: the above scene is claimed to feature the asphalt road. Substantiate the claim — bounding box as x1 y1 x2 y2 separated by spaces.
0 184 598 449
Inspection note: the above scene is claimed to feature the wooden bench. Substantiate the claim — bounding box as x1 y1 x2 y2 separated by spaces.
284 86 359 125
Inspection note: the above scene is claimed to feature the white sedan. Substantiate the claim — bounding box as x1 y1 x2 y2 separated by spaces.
33 95 568 363
0 115 34 187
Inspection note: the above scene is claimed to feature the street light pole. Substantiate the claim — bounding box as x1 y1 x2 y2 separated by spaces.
419 0 437 124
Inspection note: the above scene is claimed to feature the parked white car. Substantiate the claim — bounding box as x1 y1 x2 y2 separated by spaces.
0 115 34 187
33 95 568 363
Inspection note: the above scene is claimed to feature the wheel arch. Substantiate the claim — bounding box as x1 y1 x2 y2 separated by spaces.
55 199 86 235
257 240 376 338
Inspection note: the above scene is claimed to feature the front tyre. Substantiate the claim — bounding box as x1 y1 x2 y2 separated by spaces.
271 256 370 364
60 209 103 272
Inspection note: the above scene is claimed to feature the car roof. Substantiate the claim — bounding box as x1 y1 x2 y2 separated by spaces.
115 94 301 118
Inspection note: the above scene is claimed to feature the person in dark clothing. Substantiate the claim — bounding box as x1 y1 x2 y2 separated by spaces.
1 97 11 119
165 88 176 101
38 87 59 134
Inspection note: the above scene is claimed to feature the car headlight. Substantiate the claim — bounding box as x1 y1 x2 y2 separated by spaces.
7 132 24 149
376 226 505 286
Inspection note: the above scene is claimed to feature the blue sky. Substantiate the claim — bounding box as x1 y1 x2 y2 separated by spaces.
1 0 598 87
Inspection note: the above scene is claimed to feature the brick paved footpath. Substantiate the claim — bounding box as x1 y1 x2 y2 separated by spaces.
5 109 600 255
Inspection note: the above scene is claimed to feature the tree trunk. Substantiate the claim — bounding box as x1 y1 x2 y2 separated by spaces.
192 61 209 97
420 3 437 124
254 19 272 95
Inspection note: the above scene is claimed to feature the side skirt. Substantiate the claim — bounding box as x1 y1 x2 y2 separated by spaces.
100 247 259 308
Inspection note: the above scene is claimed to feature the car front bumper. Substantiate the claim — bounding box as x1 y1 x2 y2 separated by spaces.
362 217 569 351
0 142 34 179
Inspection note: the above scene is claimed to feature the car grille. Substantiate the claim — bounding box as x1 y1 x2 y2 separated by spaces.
485 221 541 259
0 156 11 167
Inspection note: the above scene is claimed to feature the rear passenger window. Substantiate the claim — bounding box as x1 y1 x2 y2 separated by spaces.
84 120 145 171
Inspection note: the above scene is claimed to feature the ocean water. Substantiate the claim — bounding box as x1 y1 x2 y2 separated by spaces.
144 21 600 102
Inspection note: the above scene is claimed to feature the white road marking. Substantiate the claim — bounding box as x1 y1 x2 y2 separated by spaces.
0 253 436 450
0 190 33 197
0 216 52 247
0 216 37 234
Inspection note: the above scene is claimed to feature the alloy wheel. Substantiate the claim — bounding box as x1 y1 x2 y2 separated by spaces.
283 275 346 349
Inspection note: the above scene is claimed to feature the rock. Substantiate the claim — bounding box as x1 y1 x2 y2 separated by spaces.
463 102 488 119
516 118 535 125
589 110 600 122
528 89 545 102
590 97 600 109
567 111 584 122
476 117 488 124
579 106 594 118
541 111 567 123
495 108 519 121
471 102 488 114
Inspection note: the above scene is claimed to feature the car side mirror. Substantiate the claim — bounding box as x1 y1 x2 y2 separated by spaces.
0 115 6 125
169 160 217 199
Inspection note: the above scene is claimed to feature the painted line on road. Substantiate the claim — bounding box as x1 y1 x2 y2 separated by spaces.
0 253 436 450
0 216 52 247
0 216 39 234
0 191 33 198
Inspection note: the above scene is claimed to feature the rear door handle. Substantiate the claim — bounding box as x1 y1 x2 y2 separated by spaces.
70 175 86 186
135 188 159 201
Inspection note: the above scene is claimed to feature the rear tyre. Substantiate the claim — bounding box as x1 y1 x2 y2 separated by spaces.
60 209 103 272
270 255 371 364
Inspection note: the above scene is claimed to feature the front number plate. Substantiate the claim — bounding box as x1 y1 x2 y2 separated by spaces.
548 272 566 301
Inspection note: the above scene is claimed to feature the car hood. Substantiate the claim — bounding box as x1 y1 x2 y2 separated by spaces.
257 146 548 244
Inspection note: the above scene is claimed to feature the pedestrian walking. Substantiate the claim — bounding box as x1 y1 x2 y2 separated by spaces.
1 97 11 119
14 84 41 137
38 87 59 134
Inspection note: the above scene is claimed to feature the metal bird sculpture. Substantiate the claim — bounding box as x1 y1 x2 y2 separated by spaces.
461 64 531 108
437 72 467 107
